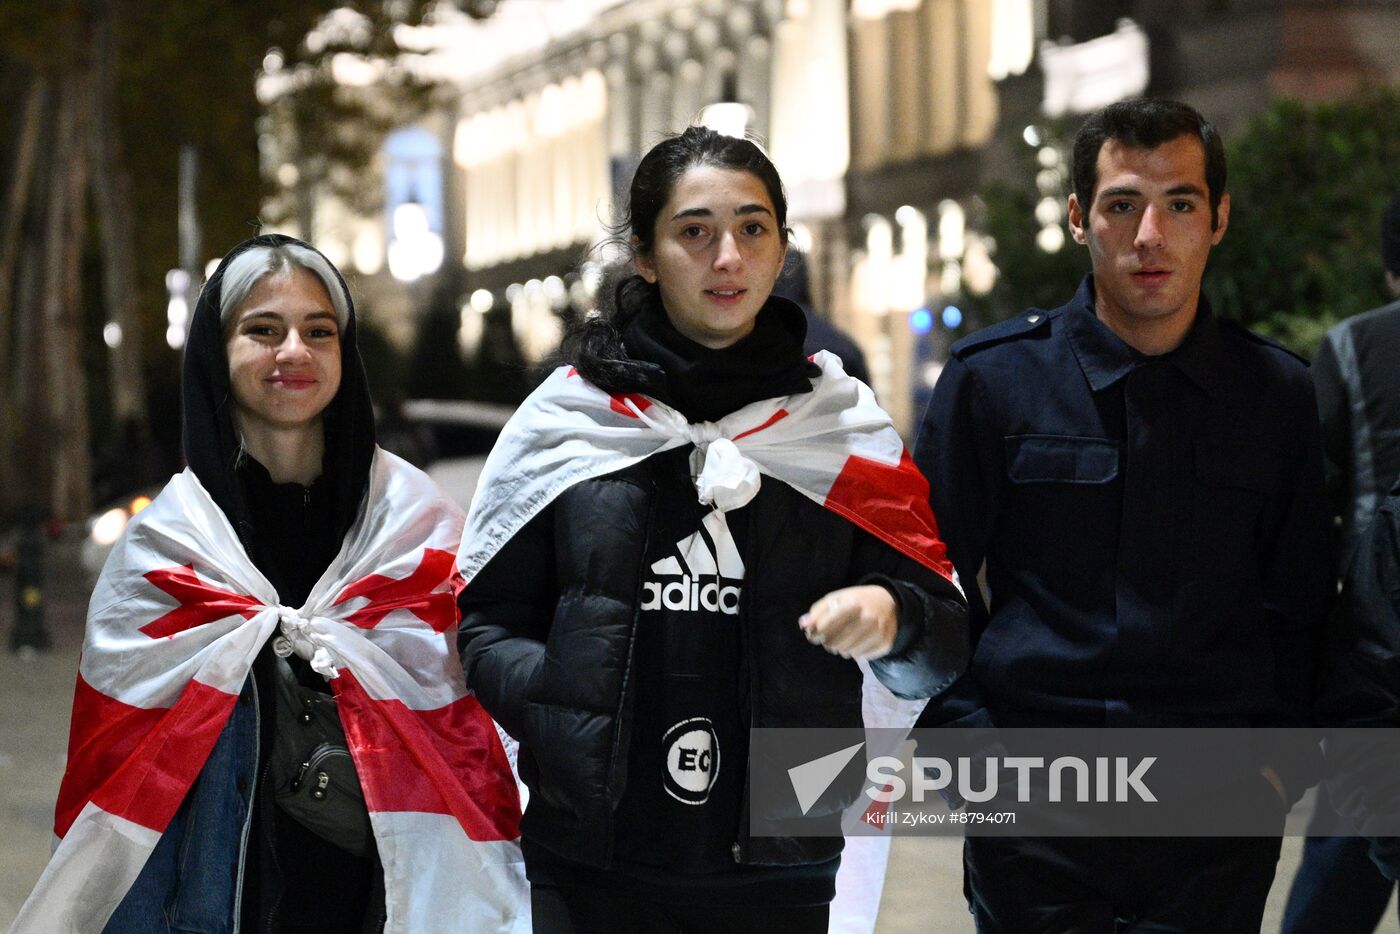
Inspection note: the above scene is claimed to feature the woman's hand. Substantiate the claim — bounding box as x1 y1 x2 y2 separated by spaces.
799 585 897 660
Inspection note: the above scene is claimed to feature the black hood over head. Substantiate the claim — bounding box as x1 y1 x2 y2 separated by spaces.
182 233 376 556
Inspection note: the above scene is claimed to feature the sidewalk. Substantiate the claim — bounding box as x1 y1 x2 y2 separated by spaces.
0 539 87 928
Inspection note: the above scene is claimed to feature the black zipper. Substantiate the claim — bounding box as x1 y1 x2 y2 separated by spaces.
290 743 354 797
259 664 283 933
733 501 756 865
605 472 658 871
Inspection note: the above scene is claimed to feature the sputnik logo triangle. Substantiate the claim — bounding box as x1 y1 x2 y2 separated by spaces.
642 510 745 615
789 741 866 816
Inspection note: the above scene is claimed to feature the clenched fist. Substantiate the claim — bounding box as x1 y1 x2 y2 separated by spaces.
799 584 897 660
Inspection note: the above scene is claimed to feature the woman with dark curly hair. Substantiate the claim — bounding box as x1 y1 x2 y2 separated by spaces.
457 127 970 933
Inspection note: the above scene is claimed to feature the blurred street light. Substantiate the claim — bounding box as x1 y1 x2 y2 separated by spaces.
165 268 191 349
699 101 752 139
1037 224 1066 253
387 198 444 282
459 295 486 358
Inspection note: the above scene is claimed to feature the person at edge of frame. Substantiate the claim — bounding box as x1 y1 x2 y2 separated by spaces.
1284 191 1400 934
1310 479 1400 909
773 248 873 387
456 125 971 934
911 98 1333 933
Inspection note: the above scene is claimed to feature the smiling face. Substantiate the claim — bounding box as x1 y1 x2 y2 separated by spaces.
225 267 342 439
633 165 788 350
1068 134 1230 353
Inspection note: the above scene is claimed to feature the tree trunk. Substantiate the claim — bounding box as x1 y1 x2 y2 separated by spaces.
0 75 47 373
88 1 147 433
13 240 47 506
0 75 48 522
41 74 93 521
15 206 51 509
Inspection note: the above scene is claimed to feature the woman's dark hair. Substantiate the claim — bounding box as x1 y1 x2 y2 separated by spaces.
625 125 788 256
565 126 789 392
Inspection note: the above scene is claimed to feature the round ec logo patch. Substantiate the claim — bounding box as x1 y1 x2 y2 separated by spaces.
663 717 720 805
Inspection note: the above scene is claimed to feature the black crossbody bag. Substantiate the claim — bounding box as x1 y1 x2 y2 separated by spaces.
268 656 375 857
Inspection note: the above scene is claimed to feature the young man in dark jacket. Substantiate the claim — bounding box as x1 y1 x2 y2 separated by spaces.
914 99 1333 932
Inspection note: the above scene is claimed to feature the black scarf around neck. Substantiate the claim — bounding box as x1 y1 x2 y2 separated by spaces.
621 294 818 423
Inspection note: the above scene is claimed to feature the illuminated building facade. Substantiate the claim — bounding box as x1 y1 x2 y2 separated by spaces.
260 0 1400 428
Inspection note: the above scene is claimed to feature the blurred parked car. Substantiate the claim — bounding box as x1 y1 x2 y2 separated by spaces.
399 399 513 460
80 486 163 586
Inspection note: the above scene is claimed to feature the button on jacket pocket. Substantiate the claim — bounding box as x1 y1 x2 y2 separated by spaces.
1005 435 1120 484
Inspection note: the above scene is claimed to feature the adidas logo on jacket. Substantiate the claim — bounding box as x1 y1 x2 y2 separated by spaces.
640 509 745 615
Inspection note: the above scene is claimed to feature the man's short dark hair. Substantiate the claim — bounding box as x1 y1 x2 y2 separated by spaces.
1072 98 1227 230
1382 191 1400 277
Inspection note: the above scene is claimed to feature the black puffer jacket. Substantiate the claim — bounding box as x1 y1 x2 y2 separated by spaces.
458 292 968 873
459 455 967 869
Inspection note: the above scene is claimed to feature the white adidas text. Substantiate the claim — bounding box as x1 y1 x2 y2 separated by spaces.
641 577 742 615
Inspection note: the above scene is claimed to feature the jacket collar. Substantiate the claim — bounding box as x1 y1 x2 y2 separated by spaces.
1065 275 1227 397
621 293 817 423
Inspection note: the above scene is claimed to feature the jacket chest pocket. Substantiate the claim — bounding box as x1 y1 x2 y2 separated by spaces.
1005 435 1119 485
1001 436 1120 553
1191 440 1278 544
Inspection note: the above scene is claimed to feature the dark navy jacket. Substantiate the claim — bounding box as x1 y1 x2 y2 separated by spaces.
914 277 1333 799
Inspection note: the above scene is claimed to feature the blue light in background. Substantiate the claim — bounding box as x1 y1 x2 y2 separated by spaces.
384 127 444 233
942 305 964 329
910 307 934 334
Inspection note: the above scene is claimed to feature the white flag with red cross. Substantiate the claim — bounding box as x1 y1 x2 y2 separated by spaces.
461 351 958 590
12 449 527 934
